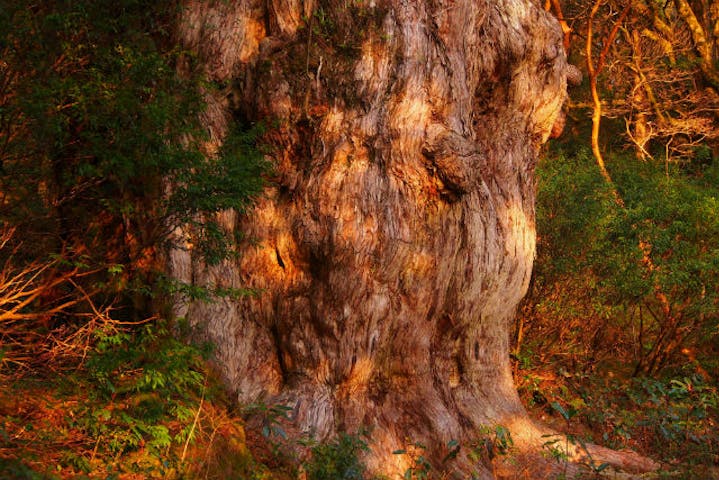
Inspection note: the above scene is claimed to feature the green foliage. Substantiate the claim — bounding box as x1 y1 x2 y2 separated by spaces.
530 147 719 373
471 425 514 462
88 320 207 400
1 0 267 277
243 402 293 440
0 2 267 476
304 432 370 480
393 442 433 480
241 404 374 480
442 438 461 463
0 320 218 477
582 375 719 460
541 402 610 476
0 350 278 478
167 123 268 265
519 365 718 476
517 145 719 475
0 458 57 480
73 320 209 462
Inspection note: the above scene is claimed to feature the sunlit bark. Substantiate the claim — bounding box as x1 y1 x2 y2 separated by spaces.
169 0 642 476
585 0 630 188
673 0 719 89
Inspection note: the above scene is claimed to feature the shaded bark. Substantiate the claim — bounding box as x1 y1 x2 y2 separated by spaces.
171 0 575 476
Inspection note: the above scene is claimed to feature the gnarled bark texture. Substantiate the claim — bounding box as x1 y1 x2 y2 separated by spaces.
171 0 573 476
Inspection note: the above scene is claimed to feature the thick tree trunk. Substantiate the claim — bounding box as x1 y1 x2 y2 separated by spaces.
171 0 573 476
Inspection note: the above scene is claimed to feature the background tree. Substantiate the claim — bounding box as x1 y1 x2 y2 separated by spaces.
555 0 719 161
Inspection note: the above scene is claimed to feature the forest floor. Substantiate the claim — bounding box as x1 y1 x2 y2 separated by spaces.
514 362 719 479
1 359 716 479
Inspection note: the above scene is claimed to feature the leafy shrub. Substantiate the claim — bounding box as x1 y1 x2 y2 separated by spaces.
1 0 267 304
515 146 719 476
304 432 370 480
81 320 208 454
523 148 719 374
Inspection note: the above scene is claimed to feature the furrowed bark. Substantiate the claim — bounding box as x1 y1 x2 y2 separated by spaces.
171 0 582 476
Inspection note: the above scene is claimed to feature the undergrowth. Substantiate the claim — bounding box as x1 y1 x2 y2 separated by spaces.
0 320 261 479
515 146 719 478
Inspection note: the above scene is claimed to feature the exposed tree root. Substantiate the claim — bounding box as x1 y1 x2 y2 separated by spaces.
490 416 661 479
582 444 661 474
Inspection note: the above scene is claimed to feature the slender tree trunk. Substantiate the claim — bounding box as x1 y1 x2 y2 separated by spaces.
170 0 575 476
585 0 631 188
547 0 573 52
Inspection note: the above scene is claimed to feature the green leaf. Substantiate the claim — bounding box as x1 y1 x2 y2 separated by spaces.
596 462 610 472
551 401 571 420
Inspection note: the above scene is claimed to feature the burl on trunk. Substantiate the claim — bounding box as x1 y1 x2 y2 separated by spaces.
171 0 572 476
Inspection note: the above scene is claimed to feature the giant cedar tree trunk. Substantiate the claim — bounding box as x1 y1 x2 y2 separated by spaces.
172 0 572 476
